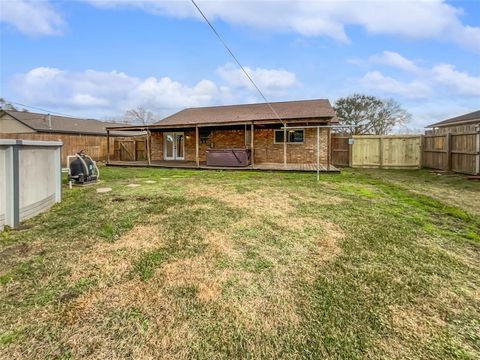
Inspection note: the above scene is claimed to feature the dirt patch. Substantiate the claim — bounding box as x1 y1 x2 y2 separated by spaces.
96 187 112 193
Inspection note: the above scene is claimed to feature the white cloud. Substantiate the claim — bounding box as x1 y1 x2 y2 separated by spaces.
4 1 478 51
360 71 432 99
358 52 480 99
12 67 222 113
0 0 64 35
11 63 298 116
86 0 480 52
217 63 298 96
431 64 480 97
369 51 421 74
130 77 227 110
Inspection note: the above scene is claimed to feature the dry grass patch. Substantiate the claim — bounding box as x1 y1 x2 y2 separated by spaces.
187 184 294 217
68 223 165 283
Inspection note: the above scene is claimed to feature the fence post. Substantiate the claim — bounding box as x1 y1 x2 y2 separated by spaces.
106 130 110 164
476 124 480 175
446 132 452 171
379 136 384 168
419 135 424 169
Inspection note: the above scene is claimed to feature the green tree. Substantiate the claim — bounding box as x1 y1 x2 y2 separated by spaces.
334 94 410 135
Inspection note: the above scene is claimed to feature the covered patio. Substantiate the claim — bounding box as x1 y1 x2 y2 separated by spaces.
106 159 338 172
105 99 340 174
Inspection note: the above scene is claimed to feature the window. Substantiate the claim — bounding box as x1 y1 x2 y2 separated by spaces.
274 129 304 144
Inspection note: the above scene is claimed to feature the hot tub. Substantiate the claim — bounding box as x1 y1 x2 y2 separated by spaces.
206 148 251 167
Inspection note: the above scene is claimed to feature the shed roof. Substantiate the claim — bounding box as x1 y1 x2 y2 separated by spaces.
1 110 132 136
427 110 480 128
155 99 337 127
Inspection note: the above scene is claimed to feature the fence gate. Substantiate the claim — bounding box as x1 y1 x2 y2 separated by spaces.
331 135 351 167
114 138 147 161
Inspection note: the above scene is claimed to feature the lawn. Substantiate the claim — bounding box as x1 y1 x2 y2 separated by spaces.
1 166 479 359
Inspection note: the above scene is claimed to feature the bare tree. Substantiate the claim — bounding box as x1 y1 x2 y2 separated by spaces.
124 107 157 125
0 98 18 111
334 94 410 135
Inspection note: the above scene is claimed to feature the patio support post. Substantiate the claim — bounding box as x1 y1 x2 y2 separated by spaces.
316 127 320 181
195 125 200 168
106 129 110 164
283 127 287 168
146 129 151 166
250 123 254 168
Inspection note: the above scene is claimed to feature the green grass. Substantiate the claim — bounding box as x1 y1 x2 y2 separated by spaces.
0 166 479 359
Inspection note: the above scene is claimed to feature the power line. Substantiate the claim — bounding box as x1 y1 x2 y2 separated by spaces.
2 99 84 118
190 0 284 124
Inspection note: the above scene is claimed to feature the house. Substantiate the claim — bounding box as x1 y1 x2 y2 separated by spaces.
0 110 139 164
424 110 480 175
106 99 339 172
426 110 480 134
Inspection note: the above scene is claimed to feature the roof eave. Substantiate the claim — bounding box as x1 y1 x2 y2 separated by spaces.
153 116 335 129
426 118 480 128
36 129 134 136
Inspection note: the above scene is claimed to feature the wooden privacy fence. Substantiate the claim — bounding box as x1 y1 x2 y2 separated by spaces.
0 132 115 165
351 135 422 169
0 133 139 165
423 131 480 175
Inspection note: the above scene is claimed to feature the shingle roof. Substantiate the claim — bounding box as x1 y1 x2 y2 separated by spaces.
1 110 130 136
427 110 480 128
155 99 337 126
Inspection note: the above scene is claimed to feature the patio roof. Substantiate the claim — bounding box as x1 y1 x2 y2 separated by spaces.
106 99 337 131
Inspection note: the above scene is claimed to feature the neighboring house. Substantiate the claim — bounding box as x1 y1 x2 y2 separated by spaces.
427 110 480 134
424 110 480 175
0 110 138 164
106 99 339 171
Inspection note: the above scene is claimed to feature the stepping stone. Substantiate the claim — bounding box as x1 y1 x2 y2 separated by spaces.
96 187 112 193
144 180 156 184
126 184 141 188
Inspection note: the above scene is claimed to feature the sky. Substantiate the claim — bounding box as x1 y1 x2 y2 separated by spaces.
0 0 479 130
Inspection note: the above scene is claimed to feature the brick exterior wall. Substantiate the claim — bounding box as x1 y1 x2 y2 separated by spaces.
150 127 330 165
